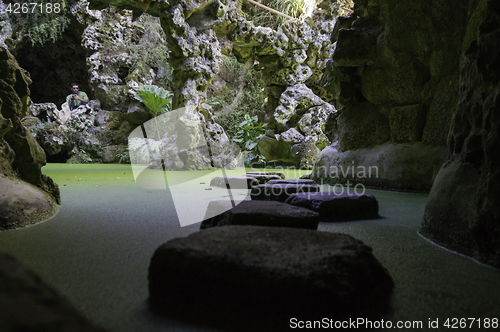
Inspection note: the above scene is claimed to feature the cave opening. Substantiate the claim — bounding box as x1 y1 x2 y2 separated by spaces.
11 16 93 108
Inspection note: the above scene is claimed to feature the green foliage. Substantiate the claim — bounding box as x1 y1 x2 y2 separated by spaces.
212 55 265 139
67 149 94 164
4 0 75 46
216 110 248 138
125 16 173 89
242 0 354 28
244 0 316 29
233 114 265 150
116 150 131 164
232 114 266 166
133 85 173 117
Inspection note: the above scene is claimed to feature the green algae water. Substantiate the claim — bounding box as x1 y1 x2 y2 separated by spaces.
0 163 498 331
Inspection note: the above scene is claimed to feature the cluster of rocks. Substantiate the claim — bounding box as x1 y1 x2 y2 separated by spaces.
149 171 390 328
204 171 379 228
85 0 341 168
4 0 345 168
24 101 130 163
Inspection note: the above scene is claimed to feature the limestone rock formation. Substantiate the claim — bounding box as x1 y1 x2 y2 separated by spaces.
0 47 60 229
259 83 335 167
421 0 500 268
86 0 340 168
314 0 471 191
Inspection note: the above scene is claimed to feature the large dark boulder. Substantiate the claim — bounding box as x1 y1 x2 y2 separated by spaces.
200 200 320 230
420 0 500 269
0 253 105 332
148 226 393 330
0 175 58 230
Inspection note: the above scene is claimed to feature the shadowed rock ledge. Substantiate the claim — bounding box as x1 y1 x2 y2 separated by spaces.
421 0 500 269
0 47 60 230
313 0 470 192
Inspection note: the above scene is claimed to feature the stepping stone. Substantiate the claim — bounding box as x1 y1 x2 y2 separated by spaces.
300 172 312 179
250 183 320 202
149 226 393 329
246 174 281 184
285 191 380 221
0 253 105 332
201 199 244 223
246 171 285 179
209 175 258 189
200 200 320 230
267 179 316 185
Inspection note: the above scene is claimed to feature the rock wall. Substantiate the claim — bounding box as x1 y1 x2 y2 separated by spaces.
313 0 470 191
228 8 339 167
0 46 60 229
421 0 500 268
87 0 343 168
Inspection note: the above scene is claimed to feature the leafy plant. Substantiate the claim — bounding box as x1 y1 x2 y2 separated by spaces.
233 114 265 150
116 150 131 164
4 0 74 46
133 84 173 140
232 114 266 165
133 85 173 117
211 55 265 139
244 0 316 29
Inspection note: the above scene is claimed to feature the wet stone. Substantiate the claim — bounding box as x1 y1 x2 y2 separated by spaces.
285 191 380 221
267 179 316 185
245 174 281 184
200 200 320 230
209 176 258 189
250 183 320 202
246 171 285 179
149 226 393 330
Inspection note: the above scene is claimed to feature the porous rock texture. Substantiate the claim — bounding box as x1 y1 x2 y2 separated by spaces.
0 46 60 229
149 226 393 329
87 0 341 168
0 253 105 332
421 0 500 269
314 0 472 191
